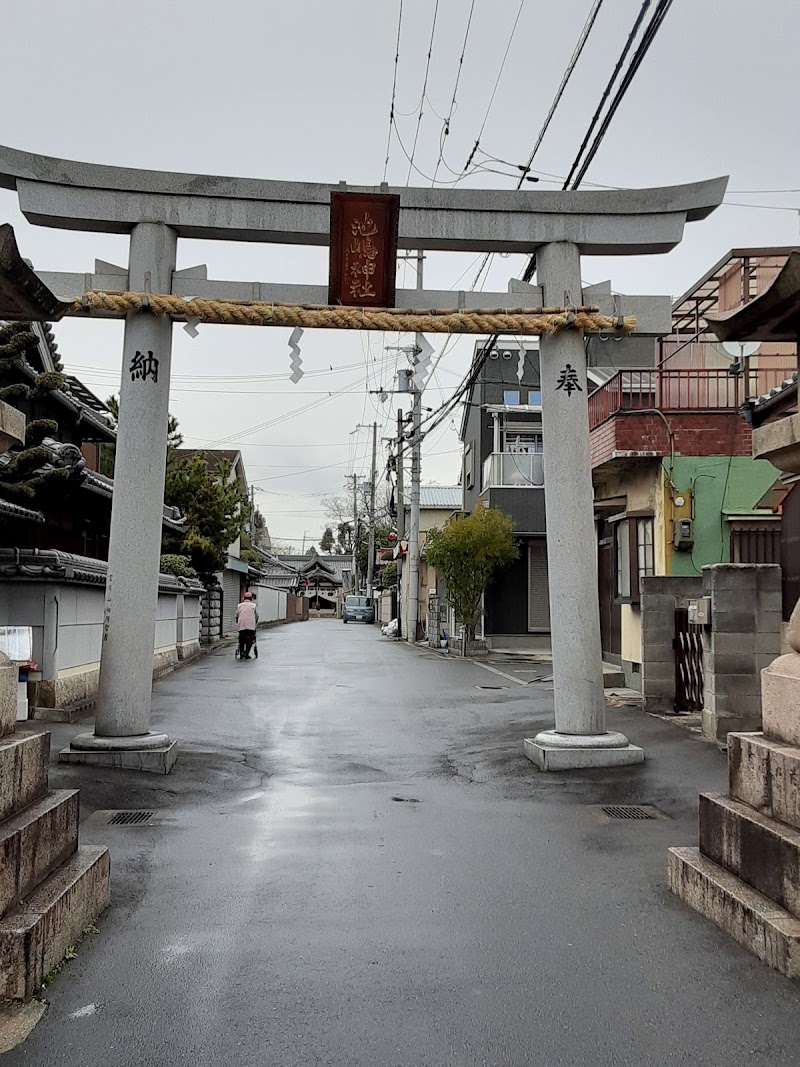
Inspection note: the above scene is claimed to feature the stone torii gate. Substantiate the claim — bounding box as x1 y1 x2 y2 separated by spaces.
0 145 726 772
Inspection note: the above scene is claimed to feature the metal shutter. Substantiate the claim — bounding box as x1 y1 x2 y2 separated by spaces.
222 569 241 635
528 541 550 632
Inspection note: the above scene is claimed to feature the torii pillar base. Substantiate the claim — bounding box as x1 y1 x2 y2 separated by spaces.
59 732 178 775
524 730 644 772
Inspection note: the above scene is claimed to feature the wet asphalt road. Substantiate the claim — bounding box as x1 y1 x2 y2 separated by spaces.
8 620 800 1066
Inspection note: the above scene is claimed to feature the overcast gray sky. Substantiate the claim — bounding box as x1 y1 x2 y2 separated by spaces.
3 0 799 548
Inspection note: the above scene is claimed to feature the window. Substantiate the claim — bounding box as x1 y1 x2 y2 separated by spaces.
503 390 520 405
464 442 475 489
613 513 655 604
527 390 542 407
615 521 631 599
637 518 655 581
730 521 780 564
505 431 543 454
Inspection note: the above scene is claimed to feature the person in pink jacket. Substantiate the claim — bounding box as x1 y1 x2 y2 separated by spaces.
236 591 258 659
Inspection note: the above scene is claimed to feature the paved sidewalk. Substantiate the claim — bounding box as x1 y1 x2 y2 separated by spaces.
5 621 799 1066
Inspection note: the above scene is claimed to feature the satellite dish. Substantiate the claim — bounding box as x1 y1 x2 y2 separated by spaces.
722 341 761 360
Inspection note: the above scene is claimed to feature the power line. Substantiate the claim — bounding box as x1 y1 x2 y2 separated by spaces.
431 0 477 186
464 0 527 172
65 360 365 383
564 0 675 190
455 3 608 300
515 0 607 188
383 0 405 181
520 0 674 282
404 0 441 186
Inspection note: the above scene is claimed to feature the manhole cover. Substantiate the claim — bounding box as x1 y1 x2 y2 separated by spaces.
475 684 507 690
602 805 656 820
107 810 158 826
391 796 420 804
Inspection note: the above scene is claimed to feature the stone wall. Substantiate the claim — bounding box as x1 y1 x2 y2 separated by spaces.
640 575 703 713
200 582 222 645
701 563 782 743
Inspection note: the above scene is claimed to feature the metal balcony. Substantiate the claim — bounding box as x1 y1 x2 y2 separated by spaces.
482 451 544 491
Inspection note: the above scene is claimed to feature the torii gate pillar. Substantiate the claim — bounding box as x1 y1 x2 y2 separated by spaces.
527 241 643 770
67 222 178 771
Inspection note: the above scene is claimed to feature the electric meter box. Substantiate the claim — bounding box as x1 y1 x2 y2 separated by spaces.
674 518 694 551
688 597 711 626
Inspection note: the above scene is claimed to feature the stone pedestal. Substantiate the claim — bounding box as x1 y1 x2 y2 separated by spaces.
669 642 800 976
0 654 110 999
524 730 644 771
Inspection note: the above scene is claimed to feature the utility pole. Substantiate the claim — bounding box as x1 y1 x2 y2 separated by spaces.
249 484 255 542
396 408 405 638
366 421 378 599
351 472 360 591
407 248 424 645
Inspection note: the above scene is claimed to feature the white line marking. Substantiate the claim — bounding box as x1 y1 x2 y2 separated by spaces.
471 661 529 686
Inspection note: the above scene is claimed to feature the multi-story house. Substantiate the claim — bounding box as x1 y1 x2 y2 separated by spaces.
589 248 797 689
459 341 547 648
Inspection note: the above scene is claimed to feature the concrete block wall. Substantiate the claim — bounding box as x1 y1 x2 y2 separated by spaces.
640 576 703 713
701 564 782 744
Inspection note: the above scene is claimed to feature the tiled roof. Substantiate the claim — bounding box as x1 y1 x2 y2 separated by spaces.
754 370 798 407
417 486 462 509
275 553 354 581
0 498 45 523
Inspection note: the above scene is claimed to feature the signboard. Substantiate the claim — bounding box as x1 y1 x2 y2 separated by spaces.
328 192 400 308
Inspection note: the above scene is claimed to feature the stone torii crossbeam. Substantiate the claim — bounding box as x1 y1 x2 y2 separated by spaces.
0 144 727 772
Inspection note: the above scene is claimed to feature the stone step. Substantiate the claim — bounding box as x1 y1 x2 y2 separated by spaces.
0 790 80 918
0 844 110 1000
729 732 800 832
668 846 800 978
30 696 95 724
602 663 626 688
0 730 50 823
699 792 800 918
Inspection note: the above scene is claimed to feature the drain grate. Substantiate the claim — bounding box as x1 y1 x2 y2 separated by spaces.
602 805 656 820
107 810 157 826
475 684 507 690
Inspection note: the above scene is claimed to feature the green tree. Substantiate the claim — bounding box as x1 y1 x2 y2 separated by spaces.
425 504 518 641
0 322 69 500
377 560 398 589
320 526 335 552
163 453 249 576
356 525 393 578
101 394 182 477
336 521 353 554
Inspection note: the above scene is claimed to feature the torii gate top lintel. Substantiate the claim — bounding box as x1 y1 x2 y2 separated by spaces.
0 144 728 256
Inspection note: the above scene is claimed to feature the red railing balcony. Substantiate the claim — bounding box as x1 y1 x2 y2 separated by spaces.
588 369 744 430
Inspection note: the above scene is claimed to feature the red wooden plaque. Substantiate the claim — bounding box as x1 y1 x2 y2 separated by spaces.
328 191 400 308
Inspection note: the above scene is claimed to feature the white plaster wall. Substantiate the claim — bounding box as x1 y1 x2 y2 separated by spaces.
621 604 643 664
251 584 288 624
155 592 178 651
0 581 202 678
